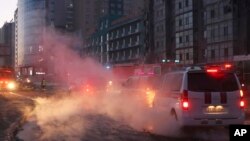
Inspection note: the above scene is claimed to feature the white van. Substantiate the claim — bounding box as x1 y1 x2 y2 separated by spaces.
153 65 245 127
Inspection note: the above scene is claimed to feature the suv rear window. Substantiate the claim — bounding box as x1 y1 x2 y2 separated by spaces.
188 72 239 92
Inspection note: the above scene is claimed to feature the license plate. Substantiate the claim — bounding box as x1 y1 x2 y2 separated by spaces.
204 105 227 114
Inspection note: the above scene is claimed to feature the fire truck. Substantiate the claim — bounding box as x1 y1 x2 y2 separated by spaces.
0 68 18 92
111 63 179 107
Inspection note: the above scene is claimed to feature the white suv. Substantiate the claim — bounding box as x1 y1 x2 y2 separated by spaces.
153 65 245 127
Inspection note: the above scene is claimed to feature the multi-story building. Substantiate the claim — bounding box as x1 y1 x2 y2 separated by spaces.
83 0 125 64
203 0 234 63
0 43 11 67
107 16 145 64
14 9 18 69
144 0 155 63
203 0 250 82
84 15 119 64
174 0 204 65
152 0 176 63
74 0 109 56
153 0 167 62
84 0 145 65
17 0 75 76
17 0 47 74
48 0 74 31
0 22 15 67
203 0 250 63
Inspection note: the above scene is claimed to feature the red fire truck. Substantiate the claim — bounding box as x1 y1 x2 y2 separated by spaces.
0 68 17 92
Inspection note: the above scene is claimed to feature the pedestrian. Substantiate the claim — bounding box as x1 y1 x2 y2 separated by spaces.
41 78 46 90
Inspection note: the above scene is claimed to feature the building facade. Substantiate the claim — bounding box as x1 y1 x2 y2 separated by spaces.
174 0 204 65
203 0 250 63
17 0 75 76
203 0 234 63
74 0 109 56
84 0 146 65
14 9 18 69
17 0 47 69
108 16 145 64
153 0 167 62
48 0 74 31
0 22 15 67
83 0 125 64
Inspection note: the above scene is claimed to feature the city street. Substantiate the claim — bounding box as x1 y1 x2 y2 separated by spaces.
0 89 249 141
2 0 250 141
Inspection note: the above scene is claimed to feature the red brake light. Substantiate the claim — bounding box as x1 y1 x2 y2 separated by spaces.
224 64 232 69
206 69 218 73
240 100 245 109
181 90 189 110
183 101 189 109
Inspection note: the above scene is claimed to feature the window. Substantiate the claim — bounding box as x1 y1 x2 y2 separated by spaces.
211 49 215 58
186 35 189 42
157 11 160 17
223 26 228 36
117 4 122 8
160 9 164 16
179 2 182 9
179 53 183 61
211 29 215 39
188 72 239 92
185 0 189 7
185 17 189 25
210 9 215 18
156 26 160 32
179 19 183 26
163 73 183 92
156 41 159 48
223 6 231 14
186 53 189 60
179 36 183 43
224 48 228 57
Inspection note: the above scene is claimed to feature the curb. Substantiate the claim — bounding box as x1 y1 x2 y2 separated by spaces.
4 117 23 141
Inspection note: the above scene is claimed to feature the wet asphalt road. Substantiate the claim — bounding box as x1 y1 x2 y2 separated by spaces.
0 90 249 141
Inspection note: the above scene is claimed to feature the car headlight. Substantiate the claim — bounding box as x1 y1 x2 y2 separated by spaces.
7 82 16 90
26 78 31 83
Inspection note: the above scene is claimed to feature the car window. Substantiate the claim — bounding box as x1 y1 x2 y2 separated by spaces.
139 76 161 89
188 72 239 92
163 73 183 92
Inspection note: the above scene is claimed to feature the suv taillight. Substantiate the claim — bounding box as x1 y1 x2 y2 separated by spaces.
240 90 245 109
181 90 189 110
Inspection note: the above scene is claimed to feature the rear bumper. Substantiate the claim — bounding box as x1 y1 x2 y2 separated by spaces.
180 114 245 127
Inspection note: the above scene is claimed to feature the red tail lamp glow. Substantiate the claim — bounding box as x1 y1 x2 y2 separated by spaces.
240 100 245 108
224 64 232 69
181 90 189 110
206 69 218 73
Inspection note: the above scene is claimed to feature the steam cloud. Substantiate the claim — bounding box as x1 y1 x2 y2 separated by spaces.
17 28 228 141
